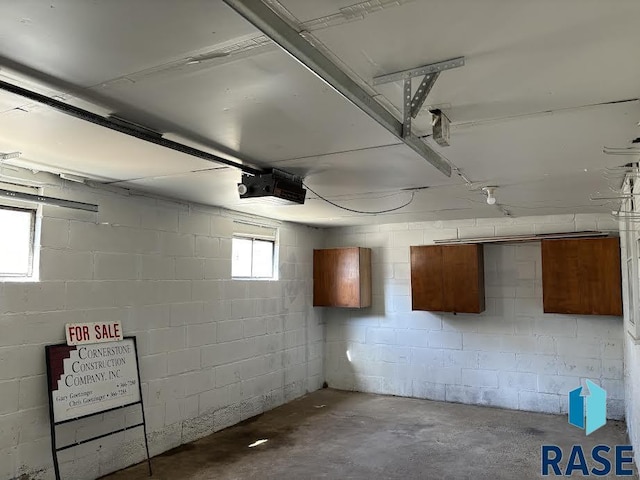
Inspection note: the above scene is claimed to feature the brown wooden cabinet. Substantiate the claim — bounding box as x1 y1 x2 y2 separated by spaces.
410 244 485 313
313 247 372 308
541 237 622 315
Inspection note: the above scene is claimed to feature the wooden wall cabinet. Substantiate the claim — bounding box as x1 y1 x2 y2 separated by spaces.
410 244 485 313
313 247 372 308
541 237 622 316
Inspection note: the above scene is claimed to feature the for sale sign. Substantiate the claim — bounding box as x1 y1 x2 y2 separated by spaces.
46 338 141 423
65 321 123 345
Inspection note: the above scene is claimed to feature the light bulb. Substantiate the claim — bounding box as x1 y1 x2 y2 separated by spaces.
482 186 498 205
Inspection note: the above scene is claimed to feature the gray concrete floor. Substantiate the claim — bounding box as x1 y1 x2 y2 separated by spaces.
103 389 636 479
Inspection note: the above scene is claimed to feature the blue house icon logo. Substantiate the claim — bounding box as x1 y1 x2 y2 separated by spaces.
568 380 607 435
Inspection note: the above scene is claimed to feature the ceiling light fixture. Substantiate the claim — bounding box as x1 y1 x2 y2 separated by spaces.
482 186 498 205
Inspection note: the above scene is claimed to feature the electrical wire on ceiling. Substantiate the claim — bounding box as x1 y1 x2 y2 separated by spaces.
307 188 425 202
302 182 416 214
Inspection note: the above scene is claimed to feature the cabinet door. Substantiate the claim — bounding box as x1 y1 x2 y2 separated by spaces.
442 244 485 313
313 248 361 307
542 239 582 314
410 246 445 311
542 238 622 315
580 238 622 316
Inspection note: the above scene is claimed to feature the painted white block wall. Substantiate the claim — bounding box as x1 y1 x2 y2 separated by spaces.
624 333 640 464
0 176 325 480
620 214 640 466
324 214 624 419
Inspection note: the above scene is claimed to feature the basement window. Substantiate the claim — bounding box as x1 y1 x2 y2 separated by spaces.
0 205 36 280
232 222 277 280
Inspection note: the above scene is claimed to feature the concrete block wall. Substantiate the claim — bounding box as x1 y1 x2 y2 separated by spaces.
0 175 325 480
324 214 625 419
620 215 640 465
624 333 640 464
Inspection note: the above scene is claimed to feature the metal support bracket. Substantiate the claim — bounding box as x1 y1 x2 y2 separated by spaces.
375 57 462 145
431 108 450 147
372 56 465 86
401 71 441 139
411 72 439 118
0 188 99 212
402 78 412 138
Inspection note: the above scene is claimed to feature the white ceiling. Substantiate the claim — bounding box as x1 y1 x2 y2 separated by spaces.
0 0 638 226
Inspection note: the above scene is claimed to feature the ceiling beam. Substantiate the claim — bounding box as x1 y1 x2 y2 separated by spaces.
0 80 265 176
223 0 452 177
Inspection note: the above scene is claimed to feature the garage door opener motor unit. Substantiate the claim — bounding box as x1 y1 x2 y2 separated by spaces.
238 168 306 205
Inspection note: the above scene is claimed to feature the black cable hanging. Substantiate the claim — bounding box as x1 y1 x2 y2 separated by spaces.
303 183 415 214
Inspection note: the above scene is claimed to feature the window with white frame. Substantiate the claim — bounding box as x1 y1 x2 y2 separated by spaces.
231 222 277 279
0 205 36 279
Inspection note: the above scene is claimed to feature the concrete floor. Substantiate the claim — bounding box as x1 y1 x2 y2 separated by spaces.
103 389 635 480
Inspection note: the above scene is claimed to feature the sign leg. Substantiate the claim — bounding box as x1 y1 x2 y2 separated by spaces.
133 337 153 477
45 347 62 480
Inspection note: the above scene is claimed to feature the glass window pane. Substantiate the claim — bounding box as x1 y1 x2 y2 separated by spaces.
232 238 252 277
0 208 33 276
252 240 274 278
